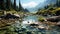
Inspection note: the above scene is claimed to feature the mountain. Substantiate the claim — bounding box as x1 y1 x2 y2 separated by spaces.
24 9 29 12
26 8 37 13
26 0 56 13
35 0 56 11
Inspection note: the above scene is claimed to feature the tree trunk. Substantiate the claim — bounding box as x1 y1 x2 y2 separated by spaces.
6 0 11 10
19 0 23 11
14 0 16 10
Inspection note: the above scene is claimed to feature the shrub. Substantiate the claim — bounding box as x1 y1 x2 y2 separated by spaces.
38 16 45 22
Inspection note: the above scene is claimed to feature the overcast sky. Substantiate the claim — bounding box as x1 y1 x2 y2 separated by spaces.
16 0 46 8
16 0 56 8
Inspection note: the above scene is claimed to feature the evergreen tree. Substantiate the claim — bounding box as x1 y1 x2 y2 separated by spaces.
56 0 60 7
0 0 5 10
6 0 11 10
19 0 23 11
11 0 14 10
14 0 16 10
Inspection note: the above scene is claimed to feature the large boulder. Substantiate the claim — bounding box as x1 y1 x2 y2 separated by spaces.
0 13 19 19
56 10 60 16
30 24 39 26
46 16 60 22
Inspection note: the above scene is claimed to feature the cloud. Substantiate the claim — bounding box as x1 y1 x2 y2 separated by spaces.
39 0 46 3
22 1 38 8
21 0 47 8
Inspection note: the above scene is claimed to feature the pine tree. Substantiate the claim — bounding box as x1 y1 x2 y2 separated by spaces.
19 0 23 11
14 0 16 10
6 0 11 10
0 0 5 10
11 0 14 10
56 0 60 7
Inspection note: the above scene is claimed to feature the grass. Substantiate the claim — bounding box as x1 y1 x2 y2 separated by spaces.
36 6 60 15
38 16 45 22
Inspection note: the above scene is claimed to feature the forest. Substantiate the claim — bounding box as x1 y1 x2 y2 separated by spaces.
36 0 60 16
0 0 23 11
0 0 60 34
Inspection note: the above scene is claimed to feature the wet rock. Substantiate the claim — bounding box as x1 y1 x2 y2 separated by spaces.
46 16 60 22
26 31 32 34
0 19 16 29
56 22 60 27
14 28 26 33
30 24 39 26
38 28 45 31
57 25 60 27
56 10 60 16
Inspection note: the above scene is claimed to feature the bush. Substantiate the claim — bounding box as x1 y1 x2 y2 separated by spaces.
38 16 45 22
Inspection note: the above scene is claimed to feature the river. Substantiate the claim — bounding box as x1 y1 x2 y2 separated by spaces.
12 15 60 34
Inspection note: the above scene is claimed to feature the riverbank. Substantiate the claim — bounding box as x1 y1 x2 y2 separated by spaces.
0 14 60 34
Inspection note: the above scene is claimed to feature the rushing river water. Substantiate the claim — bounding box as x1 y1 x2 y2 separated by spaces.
12 15 60 34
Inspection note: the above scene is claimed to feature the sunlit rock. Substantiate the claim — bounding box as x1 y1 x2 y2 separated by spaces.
0 13 19 19
14 14 20 17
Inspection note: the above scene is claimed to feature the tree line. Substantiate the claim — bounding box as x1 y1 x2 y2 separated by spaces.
36 0 60 16
44 0 60 9
0 0 23 11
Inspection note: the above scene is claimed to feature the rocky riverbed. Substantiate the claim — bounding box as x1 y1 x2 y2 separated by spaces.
0 15 60 34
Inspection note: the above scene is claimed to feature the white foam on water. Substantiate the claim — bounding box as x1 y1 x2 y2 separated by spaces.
22 19 36 24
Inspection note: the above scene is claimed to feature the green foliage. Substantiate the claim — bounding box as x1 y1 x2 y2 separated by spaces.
36 1 60 15
0 0 24 11
38 16 45 22
36 3 60 16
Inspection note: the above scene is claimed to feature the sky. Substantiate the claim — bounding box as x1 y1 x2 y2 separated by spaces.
16 0 47 8
16 0 56 13
16 0 56 8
